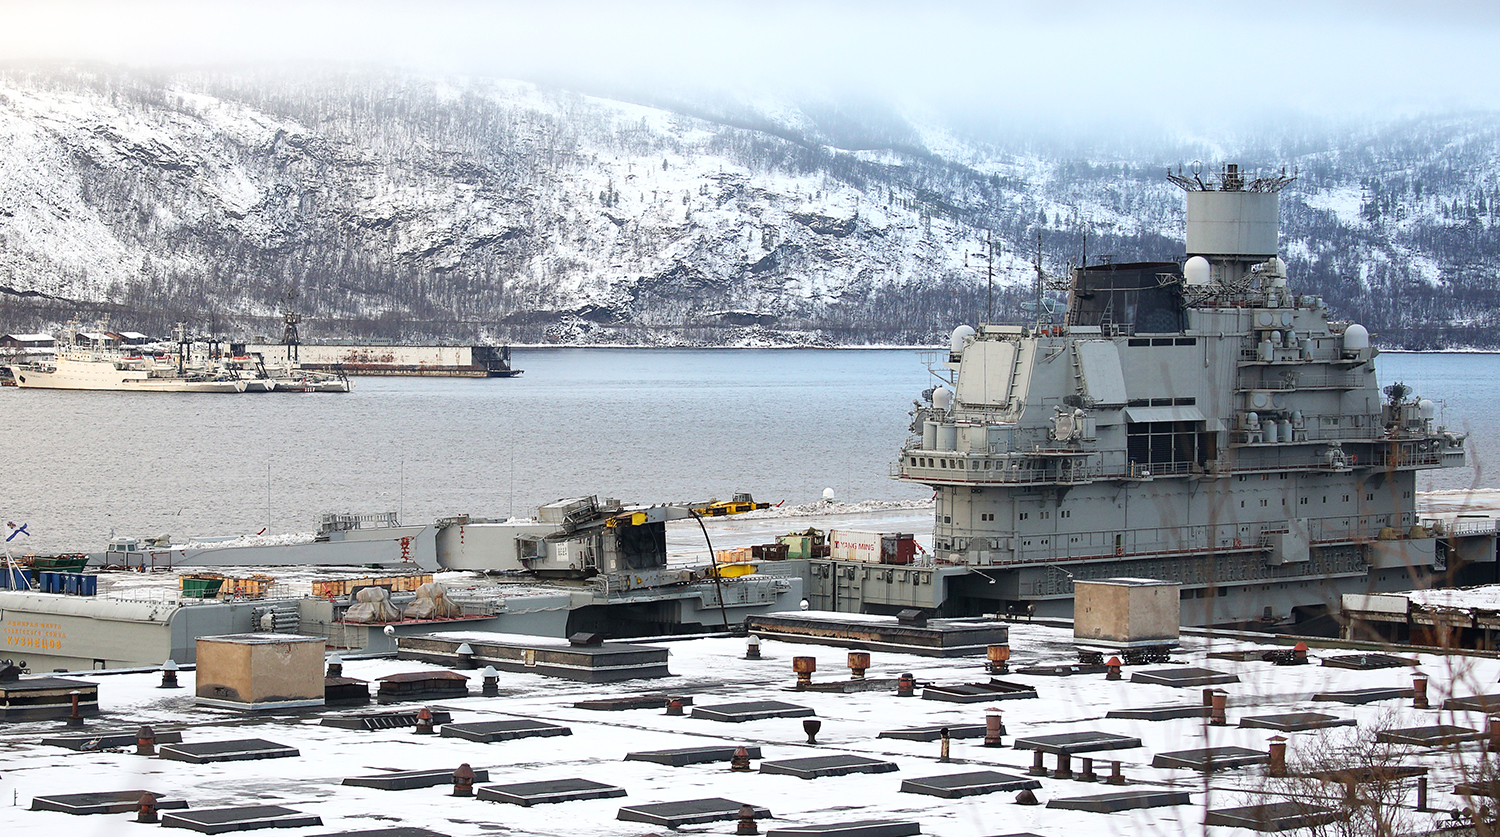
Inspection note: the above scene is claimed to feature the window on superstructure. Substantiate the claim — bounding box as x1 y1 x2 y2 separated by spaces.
1126 419 1208 472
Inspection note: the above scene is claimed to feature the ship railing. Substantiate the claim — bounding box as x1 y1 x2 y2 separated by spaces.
1238 372 1364 391
978 517 1399 566
319 512 401 532
1448 518 1500 537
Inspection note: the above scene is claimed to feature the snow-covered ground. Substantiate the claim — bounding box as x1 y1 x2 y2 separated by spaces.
0 622 1494 836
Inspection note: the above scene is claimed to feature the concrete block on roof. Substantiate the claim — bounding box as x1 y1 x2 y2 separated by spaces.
616 798 770 826
1106 704 1211 721
158 738 299 764
759 754 899 779
625 745 762 766
1373 725 1484 747
306 829 450 837
1312 687 1412 705
41 729 182 749
1239 712 1356 732
1073 578 1180 647
1204 801 1344 831
1046 789 1193 813
691 700 814 722
30 790 188 815
476 778 625 806
1151 746 1268 771
878 724 987 741
1012 731 1141 754
900 770 1040 798
342 767 490 790
439 719 570 743
159 804 321 833
765 821 920 837
1129 666 1239 687
194 633 325 711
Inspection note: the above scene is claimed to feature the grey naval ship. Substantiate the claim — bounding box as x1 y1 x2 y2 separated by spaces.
841 164 1489 628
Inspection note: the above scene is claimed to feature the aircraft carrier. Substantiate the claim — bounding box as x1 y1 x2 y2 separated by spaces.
839 163 1493 627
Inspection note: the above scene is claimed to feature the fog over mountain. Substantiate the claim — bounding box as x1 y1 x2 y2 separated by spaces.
0 3 1497 345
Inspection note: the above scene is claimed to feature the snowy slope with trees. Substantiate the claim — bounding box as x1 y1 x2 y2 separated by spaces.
0 67 1496 347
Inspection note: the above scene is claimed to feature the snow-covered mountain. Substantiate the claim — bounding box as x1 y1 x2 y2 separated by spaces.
0 67 1496 347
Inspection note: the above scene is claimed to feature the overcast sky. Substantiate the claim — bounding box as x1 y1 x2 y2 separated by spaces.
3 0 1496 130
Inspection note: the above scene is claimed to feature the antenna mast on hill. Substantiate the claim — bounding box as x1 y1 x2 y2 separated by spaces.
971 231 996 324
281 291 301 365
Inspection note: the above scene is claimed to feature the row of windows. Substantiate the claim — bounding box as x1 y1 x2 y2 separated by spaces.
1127 337 1198 347
910 457 1006 471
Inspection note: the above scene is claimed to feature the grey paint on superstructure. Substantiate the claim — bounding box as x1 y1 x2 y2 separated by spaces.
874 165 1487 626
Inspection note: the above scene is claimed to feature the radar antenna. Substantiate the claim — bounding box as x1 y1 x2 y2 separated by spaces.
1168 162 1297 193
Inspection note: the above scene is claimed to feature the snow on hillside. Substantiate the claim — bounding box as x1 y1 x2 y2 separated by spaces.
0 67 1497 348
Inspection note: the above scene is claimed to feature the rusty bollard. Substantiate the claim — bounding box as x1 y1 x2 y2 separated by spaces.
66 690 84 727
665 697 685 716
1268 735 1288 777
1107 760 1125 785
730 745 753 772
481 666 499 697
1210 690 1228 726
137 791 159 823
848 651 870 680
1015 788 1039 805
736 803 759 835
159 659 180 689
1105 656 1122 681
803 719 822 745
1054 752 1072 780
1028 749 1046 776
1413 672 1430 709
414 707 435 735
939 727 951 762
325 654 343 678
793 656 816 689
984 709 1005 747
452 763 474 797
896 672 916 697
987 644 1011 675
137 725 156 756
745 635 761 660
1079 757 1097 782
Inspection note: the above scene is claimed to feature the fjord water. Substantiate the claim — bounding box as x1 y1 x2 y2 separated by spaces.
1 348 1494 554
1 348 936 553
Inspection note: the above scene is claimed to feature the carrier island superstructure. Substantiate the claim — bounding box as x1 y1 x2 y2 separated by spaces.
854 164 1490 627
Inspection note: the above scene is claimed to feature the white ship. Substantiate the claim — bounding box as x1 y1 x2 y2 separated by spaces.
9 349 249 392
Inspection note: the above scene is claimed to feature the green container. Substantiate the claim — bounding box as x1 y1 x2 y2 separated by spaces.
777 535 813 560
181 577 225 599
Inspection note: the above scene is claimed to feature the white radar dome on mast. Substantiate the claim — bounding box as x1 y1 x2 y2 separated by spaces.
1343 324 1370 352
1184 256 1212 286
950 325 976 356
932 387 953 411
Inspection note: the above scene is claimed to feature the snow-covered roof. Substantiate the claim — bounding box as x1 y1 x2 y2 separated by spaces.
3 333 55 342
2 621 1494 837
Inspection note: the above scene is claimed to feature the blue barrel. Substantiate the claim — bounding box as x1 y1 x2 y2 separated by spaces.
77 574 98 596
63 573 78 594
38 571 56 593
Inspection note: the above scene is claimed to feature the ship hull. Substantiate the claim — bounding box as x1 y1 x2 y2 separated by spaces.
8 361 248 392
